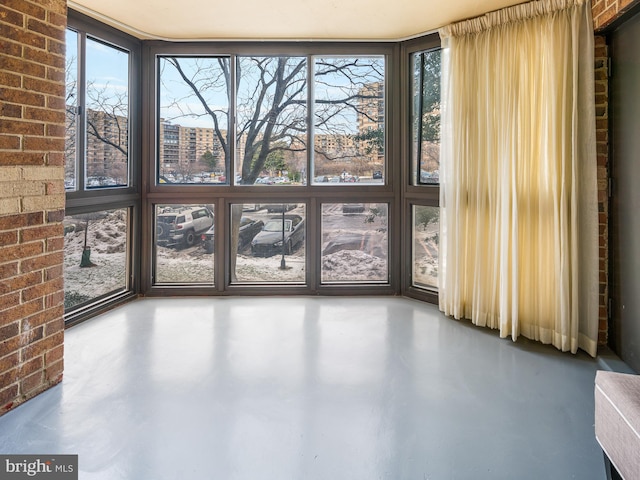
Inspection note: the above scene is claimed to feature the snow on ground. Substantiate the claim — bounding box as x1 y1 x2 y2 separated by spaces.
322 250 387 282
64 210 128 308
412 223 439 288
64 208 435 309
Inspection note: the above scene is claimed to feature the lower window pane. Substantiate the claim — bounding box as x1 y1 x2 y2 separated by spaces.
233 203 306 284
154 204 215 284
412 205 439 290
64 208 128 311
321 203 388 283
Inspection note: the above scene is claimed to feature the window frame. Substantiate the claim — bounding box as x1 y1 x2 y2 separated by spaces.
64 10 442 314
64 11 142 325
401 35 441 304
142 41 398 297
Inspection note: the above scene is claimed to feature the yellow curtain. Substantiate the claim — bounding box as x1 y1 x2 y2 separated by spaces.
438 0 599 355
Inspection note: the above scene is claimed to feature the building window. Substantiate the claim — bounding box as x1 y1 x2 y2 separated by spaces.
406 44 441 296
313 57 385 185
411 205 439 290
63 208 130 310
65 28 131 190
157 57 230 184
321 203 389 284
232 203 306 284
155 54 385 187
236 57 308 186
64 13 139 323
411 48 440 186
154 204 215 284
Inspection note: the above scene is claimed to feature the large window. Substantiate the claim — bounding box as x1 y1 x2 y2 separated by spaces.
64 11 442 319
232 203 306 284
321 203 389 283
411 205 439 289
155 54 385 188
158 57 230 184
236 57 308 186
64 208 130 309
313 57 385 184
150 46 393 292
411 48 440 186
65 30 131 190
154 204 215 284
64 13 139 323
406 43 441 297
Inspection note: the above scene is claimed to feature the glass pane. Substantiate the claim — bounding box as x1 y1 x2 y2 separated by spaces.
64 29 78 191
64 208 128 311
158 57 230 184
85 37 129 188
411 49 441 185
233 203 306 283
154 204 215 284
236 57 307 186
412 205 439 289
313 56 385 185
321 203 388 283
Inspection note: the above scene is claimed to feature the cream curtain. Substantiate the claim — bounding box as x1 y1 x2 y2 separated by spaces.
438 0 599 355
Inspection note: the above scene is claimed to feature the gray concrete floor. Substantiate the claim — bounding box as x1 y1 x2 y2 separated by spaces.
0 297 606 479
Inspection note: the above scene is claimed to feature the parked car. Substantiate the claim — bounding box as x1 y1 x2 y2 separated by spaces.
251 215 305 257
156 206 214 248
372 170 383 179
201 217 264 253
342 203 366 214
266 203 297 213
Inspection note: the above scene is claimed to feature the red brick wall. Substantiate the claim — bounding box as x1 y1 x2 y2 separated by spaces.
591 1 640 346
593 0 640 30
0 0 66 416
594 35 609 346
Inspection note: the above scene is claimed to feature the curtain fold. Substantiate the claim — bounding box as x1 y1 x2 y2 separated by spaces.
438 0 599 356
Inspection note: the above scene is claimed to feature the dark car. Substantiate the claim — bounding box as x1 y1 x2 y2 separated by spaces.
266 203 297 213
201 217 264 253
251 215 305 257
372 170 383 179
342 203 366 214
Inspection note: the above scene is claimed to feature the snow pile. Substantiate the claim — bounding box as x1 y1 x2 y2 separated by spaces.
64 210 128 308
156 246 214 283
322 250 387 282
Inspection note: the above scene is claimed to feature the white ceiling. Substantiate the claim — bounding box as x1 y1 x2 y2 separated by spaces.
68 0 526 41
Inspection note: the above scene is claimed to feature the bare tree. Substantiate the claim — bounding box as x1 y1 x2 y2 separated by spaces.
161 55 384 280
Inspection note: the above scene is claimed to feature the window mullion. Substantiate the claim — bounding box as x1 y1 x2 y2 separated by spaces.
77 31 87 191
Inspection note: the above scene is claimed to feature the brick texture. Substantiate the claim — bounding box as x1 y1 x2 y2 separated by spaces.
0 0 65 417
594 35 609 347
593 0 640 30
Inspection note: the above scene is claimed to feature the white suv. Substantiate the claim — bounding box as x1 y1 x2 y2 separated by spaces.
156 206 214 248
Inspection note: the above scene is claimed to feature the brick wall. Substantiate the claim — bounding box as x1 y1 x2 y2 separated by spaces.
591 0 640 346
594 35 609 346
0 0 66 415
593 0 640 30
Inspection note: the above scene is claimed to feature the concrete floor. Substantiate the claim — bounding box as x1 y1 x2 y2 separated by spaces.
0 297 606 479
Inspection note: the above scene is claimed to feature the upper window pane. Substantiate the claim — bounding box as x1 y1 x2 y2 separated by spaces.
411 49 441 185
236 57 308 186
313 56 385 185
85 37 129 188
158 57 230 185
64 29 78 191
